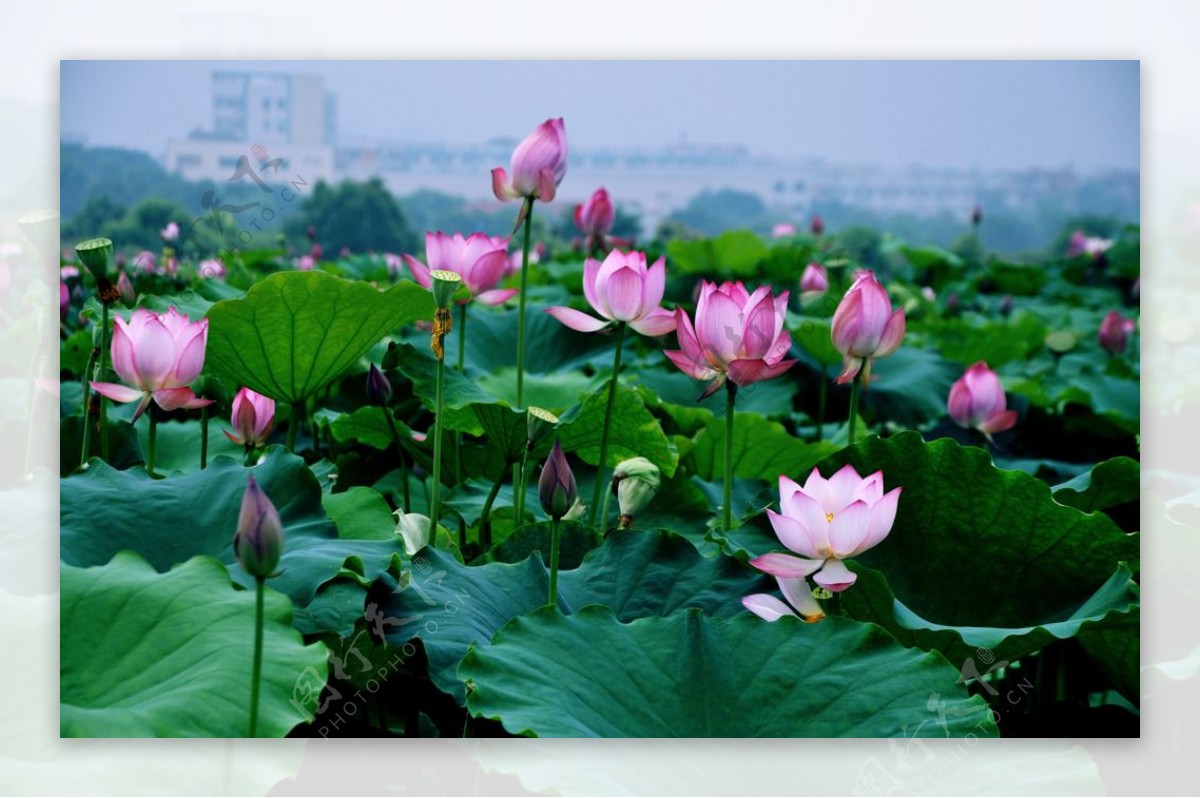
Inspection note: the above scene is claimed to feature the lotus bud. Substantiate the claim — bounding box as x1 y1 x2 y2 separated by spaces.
971 205 983 226
117 269 136 306
538 440 577 521
365 363 393 406
75 237 113 286
1098 311 1136 354
810 215 825 236
233 475 284 579
526 406 559 450
225 387 276 448
60 282 69 322
393 509 431 556
612 457 661 528
800 262 829 295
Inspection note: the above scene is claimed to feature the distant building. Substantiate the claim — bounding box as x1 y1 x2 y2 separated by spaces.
164 70 336 184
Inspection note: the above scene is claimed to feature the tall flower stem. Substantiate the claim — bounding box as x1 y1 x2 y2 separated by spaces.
430 353 447 539
515 197 535 408
513 449 529 529
286 402 301 453
816 367 828 442
79 345 99 468
200 405 210 470
382 411 412 512
146 411 159 478
547 516 562 607
847 371 862 445
454 303 468 488
722 381 738 532
479 462 509 550
248 575 265 738
98 302 111 461
590 322 627 532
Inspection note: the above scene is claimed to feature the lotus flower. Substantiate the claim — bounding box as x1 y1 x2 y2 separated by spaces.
234 475 284 579
574 188 614 237
742 577 826 624
117 269 136 305
366 363 394 406
225 387 275 448
947 361 1017 438
134 251 157 273
1068 230 1114 259
492 118 568 203
831 270 905 384
1098 310 1136 353
160 221 179 243
538 440 577 520
383 253 403 280
545 249 676 336
811 215 825 236
199 258 226 279
750 463 901 593
296 255 315 271
90 307 214 421
402 232 515 306
665 281 796 399
771 222 797 239
800 262 829 295
505 242 544 276
59 282 69 321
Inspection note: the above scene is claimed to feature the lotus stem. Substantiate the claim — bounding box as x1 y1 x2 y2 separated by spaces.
479 461 509 550
848 371 862 445
548 516 561 607
200 404 209 470
515 197 534 408
248 575 265 737
591 321 626 532
286 402 301 453
454 302 468 489
430 353 447 537
147 411 158 479
723 381 738 532
79 344 99 468
382 409 412 512
98 302 110 461
817 367 827 442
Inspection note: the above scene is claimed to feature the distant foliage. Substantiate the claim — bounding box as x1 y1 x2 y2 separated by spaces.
286 179 419 255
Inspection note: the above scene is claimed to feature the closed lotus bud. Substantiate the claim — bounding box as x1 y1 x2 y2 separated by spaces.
538 440 577 520
613 457 661 522
117 269 136 306
60 282 69 322
971 205 983 226
366 363 393 406
947 361 1017 439
75 237 113 283
311 243 323 260
810 215 825 236
526 406 559 449
393 509 431 556
574 187 615 237
800 262 829 294
234 476 284 579
1098 310 1136 354
225 387 275 448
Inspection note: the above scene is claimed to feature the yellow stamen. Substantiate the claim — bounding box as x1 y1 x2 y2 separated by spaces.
825 512 834 523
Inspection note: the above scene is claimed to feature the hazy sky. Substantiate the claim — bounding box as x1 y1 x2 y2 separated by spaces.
61 60 1139 172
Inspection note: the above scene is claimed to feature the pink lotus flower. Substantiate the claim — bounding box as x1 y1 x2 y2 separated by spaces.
492 118 568 203
546 249 676 336
60 265 79 280
1098 310 1136 354
160 221 179 243
1068 230 1113 258
403 232 515 306
831 270 905 384
574 188 614 237
134 251 157 273
800 262 829 294
224 387 275 448
296 255 315 271
90 307 214 422
664 281 797 399
383 253 403 279
811 215 825 236
60 282 69 321
771 222 797 239
117 270 136 305
750 463 901 593
505 242 544 276
947 361 1017 438
198 258 226 279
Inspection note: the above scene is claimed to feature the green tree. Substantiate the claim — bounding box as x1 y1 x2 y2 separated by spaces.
287 179 418 255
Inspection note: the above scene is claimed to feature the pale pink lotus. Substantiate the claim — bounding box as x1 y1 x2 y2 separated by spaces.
947 361 1016 438
574 188 614 237
198 258 226 279
160 221 180 243
750 463 901 593
225 387 275 448
742 577 826 624
831 270 905 384
90 307 214 421
403 232 515 306
771 222 797 239
1098 310 1136 354
1068 230 1114 259
800 262 829 294
664 280 796 398
545 249 676 336
492 118 568 203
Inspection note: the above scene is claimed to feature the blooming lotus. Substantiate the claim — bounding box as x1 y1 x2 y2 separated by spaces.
831 270 905 384
1068 230 1114 259
90 307 214 421
947 361 1017 438
750 463 901 592
160 221 179 242
296 255 315 271
574 187 614 237
771 222 797 239
742 577 826 624
545 249 676 336
402 232 515 306
665 280 796 399
800 262 829 295
225 387 275 448
198 258 226 279
492 118 568 203
1098 310 1136 353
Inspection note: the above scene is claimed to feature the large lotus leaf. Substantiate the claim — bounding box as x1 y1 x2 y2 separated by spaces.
460 608 996 738
688 410 837 482
920 312 1048 368
1076 605 1140 704
555 381 678 476
799 433 1139 650
1052 456 1140 514
60 446 406 609
373 529 768 702
860 347 960 426
205 271 434 404
61 552 328 737
135 418 243 475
